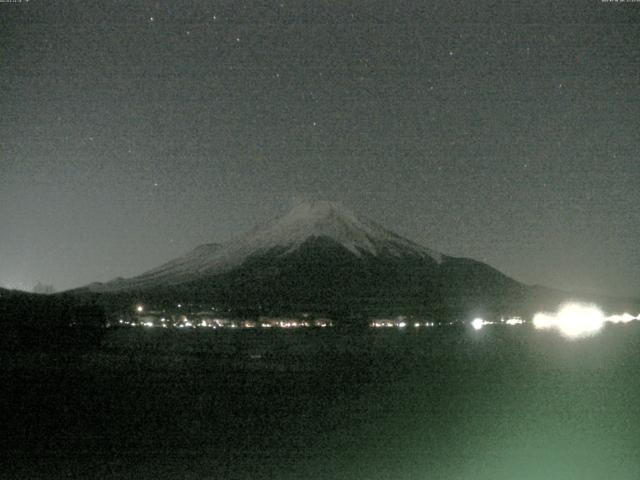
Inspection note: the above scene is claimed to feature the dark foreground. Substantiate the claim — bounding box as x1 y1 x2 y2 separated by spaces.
2 325 640 479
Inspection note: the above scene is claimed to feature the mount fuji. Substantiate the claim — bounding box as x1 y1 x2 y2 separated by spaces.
86 201 529 319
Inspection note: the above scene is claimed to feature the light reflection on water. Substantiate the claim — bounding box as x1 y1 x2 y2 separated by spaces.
6 314 640 480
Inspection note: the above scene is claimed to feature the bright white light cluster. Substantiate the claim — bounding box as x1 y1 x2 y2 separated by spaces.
505 317 524 326
471 317 524 330
471 318 486 330
533 303 605 338
533 303 640 338
370 320 437 328
532 303 640 339
606 312 639 324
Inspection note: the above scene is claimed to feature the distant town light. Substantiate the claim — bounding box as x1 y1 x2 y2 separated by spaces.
604 312 640 324
471 318 484 331
505 317 524 326
533 312 555 330
621 313 635 323
533 303 604 338
556 303 604 338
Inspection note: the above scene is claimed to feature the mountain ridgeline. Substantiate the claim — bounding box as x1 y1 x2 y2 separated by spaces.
84 202 575 320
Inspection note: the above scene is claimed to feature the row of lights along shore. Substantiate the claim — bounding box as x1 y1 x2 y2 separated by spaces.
127 303 640 338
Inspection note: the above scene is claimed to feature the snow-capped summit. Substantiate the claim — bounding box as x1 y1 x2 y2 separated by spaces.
232 200 442 261
91 201 442 292
82 201 534 321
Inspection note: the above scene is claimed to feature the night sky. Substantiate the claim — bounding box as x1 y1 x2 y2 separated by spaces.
1 1 638 297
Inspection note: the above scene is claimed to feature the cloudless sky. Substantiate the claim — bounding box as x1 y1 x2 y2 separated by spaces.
1 1 638 297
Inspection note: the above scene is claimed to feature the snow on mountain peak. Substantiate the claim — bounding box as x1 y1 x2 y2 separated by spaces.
92 201 442 291
248 200 439 259
195 200 441 272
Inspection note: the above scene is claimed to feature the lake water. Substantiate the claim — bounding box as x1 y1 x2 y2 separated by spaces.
2 324 640 479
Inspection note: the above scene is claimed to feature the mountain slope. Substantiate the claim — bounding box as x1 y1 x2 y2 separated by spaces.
90 201 441 292
85 201 533 318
